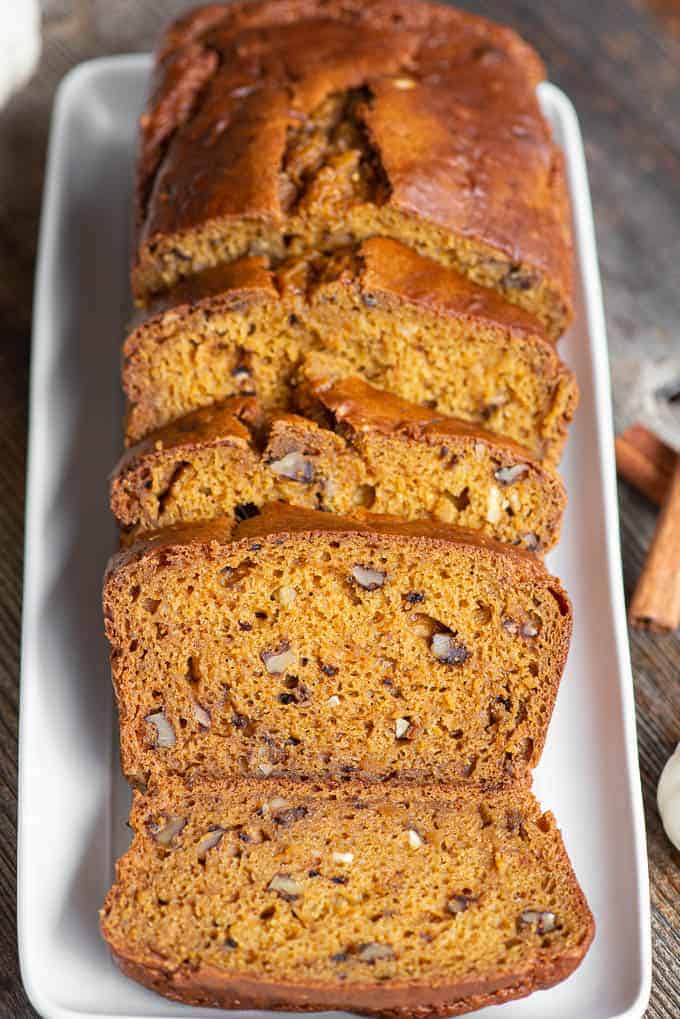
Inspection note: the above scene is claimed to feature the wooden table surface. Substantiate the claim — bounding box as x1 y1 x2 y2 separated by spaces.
1 1 678 1015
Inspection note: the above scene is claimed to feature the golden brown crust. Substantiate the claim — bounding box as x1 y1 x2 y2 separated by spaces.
105 500 552 582
132 0 572 333
301 372 536 459
110 378 566 552
118 379 535 466
110 950 588 1018
233 502 551 567
124 257 278 357
112 396 262 476
356 239 553 342
137 0 544 234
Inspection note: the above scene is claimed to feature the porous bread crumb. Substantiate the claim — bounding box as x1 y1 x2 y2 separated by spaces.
103 504 571 790
100 779 594 1009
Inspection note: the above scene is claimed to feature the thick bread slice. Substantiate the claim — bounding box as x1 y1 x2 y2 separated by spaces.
111 377 566 552
133 0 572 337
103 503 571 789
100 778 594 1017
123 239 578 464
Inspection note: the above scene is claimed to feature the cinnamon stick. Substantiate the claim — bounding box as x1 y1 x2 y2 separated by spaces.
629 457 680 633
615 423 676 506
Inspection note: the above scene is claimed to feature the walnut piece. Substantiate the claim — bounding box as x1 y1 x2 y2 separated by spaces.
518 909 556 933
431 633 470 665
273 806 308 827
261 796 289 814
494 463 529 485
192 701 211 729
277 585 297 607
145 710 175 748
357 942 395 962
332 850 354 864
350 564 386 590
147 814 186 846
395 717 411 740
267 451 314 483
407 828 423 849
486 484 504 524
448 894 478 914
267 873 302 901
196 826 224 858
261 642 297 674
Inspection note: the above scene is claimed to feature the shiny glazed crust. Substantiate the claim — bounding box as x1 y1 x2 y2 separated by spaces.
112 395 262 477
133 0 572 334
116 383 537 469
301 373 538 457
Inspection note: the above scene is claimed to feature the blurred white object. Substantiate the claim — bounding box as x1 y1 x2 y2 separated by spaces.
658 742 680 851
615 355 680 450
0 0 41 109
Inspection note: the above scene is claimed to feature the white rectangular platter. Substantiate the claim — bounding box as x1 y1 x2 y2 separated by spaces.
18 55 651 1019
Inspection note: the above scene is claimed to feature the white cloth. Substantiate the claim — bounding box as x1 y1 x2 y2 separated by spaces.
0 0 41 109
614 355 680 451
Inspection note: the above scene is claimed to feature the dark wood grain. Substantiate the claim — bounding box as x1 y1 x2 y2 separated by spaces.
1 1 678 1016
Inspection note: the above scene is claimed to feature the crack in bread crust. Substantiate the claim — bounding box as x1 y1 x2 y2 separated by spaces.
133 0 572 336
104 6 591 1014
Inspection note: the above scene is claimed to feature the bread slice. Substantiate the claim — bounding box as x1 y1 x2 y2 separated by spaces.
103 503 571 789
133 0 572 337
123 240 578 464
111 377 566 552
100 777 594 1016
